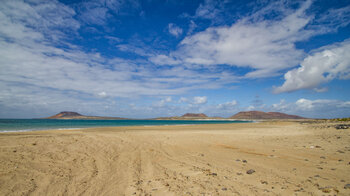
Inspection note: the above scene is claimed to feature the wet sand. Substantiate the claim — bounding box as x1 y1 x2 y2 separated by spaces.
1 121 350 195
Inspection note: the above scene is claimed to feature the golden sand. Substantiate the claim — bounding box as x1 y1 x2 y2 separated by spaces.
1 121 350 195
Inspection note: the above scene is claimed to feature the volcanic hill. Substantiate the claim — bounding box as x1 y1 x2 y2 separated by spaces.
181 113 208 118
230 111 305 120
45 111 125 120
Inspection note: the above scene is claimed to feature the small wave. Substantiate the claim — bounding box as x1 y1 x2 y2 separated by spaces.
0 127 83 133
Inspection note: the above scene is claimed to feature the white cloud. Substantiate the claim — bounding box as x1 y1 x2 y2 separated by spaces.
193 96 207 104
217 100 237 109
154 97 172 107
179 97 188 103
97 91 108 98
168 23 183 37
194 0 221 20
148 54 181 65
274 40 350 93
177 96 208 105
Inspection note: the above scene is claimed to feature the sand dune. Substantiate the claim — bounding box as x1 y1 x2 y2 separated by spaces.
1 121 350 195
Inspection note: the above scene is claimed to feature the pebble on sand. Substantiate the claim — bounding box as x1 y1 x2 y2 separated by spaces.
344 184 350 189
246 169 255 174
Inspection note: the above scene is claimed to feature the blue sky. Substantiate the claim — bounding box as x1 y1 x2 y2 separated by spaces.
0 0 350 119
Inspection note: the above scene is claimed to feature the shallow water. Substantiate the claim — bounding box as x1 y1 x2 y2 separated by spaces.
0 119 250 132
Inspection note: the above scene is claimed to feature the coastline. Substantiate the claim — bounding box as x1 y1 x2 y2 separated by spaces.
1 121 349 195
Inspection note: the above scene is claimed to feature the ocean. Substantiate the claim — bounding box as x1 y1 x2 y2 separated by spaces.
0 119 251 132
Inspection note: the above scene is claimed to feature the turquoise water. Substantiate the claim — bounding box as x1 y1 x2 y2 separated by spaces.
0 119 251 132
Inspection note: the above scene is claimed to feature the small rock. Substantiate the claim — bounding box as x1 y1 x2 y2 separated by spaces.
304 159 309 161
236 172 243 175
344 184 350 189
335 124 350 129
246 169 255 174
315 145 321 148
13 150 17 153
337 150 345 153
242 160 247 163
320 156 326 159
221 187 227 191
236 159 241 162
32 143 37 146
210 173 217 176
261 180 268 185
320 187 332 193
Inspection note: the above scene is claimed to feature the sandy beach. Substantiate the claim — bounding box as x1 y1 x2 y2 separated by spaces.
1 121 350 195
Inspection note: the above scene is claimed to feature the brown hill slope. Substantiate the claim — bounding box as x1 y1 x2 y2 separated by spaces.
45 111 125 120
47 111 82 119
230 111 305 119
181 113 208 118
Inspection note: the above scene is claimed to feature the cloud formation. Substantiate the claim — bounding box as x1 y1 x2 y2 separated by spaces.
168 23 183 37
0 0 238 102
193 96 207 104
272 98 350 119
275 40 350 93
77 0 141 25
153 1 350 80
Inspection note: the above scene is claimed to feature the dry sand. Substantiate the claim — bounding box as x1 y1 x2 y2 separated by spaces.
1 121 350 195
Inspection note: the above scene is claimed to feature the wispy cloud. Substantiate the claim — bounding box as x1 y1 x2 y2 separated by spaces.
193 96 207 104
168 23 183 37
153 1 350 80
0 0 239 117
77 0 141 25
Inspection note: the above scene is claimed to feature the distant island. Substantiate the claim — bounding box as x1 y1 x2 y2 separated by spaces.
230 111 305 120
156 111 305 120
155 113 222 120
45 111 306 120
44 111 126 120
